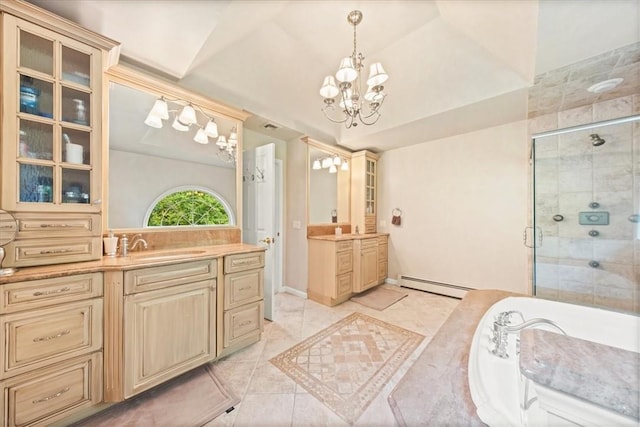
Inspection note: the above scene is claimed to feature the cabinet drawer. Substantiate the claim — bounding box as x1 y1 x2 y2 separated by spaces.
124 259 217 295
361 238 378 249
335 273 352 299
224 269 264 310
3 237 101 267
336 250 353 275
0 273 102 314
224 252 265 273
365 216 376 233
14 213 101 238
223 301 263 348
0 299 103 380
1 352 102 427
336 240 353 253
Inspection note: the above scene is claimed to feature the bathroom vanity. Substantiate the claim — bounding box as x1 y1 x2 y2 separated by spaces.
0 244 265 425
307 233 388 306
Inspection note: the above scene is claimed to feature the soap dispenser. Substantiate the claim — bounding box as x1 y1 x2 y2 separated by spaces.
103 230 118 257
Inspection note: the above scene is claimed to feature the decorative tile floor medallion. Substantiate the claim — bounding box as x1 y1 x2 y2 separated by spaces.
270 312 424 424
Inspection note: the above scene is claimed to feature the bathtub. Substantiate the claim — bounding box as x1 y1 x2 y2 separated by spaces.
468 297 639 426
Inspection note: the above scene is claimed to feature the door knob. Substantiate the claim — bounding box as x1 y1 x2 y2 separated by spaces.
259 237 273 244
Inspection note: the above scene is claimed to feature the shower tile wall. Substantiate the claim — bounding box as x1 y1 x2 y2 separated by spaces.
532 95 640 313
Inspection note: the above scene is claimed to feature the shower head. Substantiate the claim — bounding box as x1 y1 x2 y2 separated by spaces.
590 134 605 146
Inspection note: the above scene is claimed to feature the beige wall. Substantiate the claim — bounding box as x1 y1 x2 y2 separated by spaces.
377 120 530 294
243 128 287 161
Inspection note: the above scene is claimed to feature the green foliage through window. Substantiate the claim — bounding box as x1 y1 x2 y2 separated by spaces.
147 190 230 227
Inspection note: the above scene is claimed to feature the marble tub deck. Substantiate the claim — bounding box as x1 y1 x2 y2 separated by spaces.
388 289 518 426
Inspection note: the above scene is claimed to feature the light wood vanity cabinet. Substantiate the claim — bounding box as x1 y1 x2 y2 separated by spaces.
123 259 216 398
0 272 104 426
351 151 379 234
377 235 388 284
0 1 119 267
220 252 265 355
309 235 389 306
308 239 354 306
353 238 379 293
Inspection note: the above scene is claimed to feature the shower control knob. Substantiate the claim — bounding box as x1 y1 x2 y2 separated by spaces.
628 214 640 223
588 230 599 237
589 260 600 268
552 214 564 222
589 202 600 208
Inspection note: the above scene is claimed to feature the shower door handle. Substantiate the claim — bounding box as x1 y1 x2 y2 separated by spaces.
523 227 543 248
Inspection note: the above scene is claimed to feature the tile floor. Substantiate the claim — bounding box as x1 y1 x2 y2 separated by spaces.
205 285 460 427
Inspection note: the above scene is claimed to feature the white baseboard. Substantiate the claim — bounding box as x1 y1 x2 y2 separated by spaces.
385 278 398 286
281 286 307 299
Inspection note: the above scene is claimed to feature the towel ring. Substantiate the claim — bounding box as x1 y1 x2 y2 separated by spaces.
392 208 402 217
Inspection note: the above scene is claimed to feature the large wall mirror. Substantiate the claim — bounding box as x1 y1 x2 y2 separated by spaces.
306 139 350 225
105 65 249 230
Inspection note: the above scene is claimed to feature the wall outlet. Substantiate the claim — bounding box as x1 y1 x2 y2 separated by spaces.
292 220 301 229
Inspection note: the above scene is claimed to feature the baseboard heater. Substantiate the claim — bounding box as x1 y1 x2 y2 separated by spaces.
397 275 473 299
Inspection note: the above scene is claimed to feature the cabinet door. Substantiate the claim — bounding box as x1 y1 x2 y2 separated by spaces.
361 246 379 291
1 15 102 212
124 280 215 398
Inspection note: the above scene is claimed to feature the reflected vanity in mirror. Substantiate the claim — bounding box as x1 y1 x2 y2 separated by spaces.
105 65 250 232
304 137 351 225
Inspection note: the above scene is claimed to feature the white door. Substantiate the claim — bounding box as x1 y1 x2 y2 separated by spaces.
243 143 275 320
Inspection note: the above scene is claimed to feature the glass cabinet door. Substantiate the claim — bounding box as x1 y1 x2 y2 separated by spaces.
3 16 101 212
365 159 376 215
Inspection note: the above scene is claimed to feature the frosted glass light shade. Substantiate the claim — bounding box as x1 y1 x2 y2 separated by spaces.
229 127 238 142
204 119 218 138
364 87 377 101
319 76 340 98
178 104 197 125
144 112 163 128
321 157 332 168
367 62 388 87
216 135 228 148
312 159 321 170
335 57 357 83
341 160 349 171
333 156 341 165
149 98 169 120
172 117 189 131
329 164 337 173
194 128 209 144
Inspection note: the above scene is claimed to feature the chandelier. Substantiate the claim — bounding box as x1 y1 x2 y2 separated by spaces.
319 10 388 128
144 97 238 164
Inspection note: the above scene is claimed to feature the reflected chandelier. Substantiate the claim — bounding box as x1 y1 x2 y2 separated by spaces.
144 98 238 164
319 10 388 129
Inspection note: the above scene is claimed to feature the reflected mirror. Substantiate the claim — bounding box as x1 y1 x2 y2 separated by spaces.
107 69 242 230
308 145 350 224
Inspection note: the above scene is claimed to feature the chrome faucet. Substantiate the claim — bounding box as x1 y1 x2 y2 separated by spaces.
120 233 147 257
490 310 567 359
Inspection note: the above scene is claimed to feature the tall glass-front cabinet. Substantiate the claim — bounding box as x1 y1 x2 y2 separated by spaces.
351 150 379 234
0 1 119 267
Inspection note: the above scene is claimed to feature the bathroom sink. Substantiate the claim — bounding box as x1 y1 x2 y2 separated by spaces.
130 249 207 261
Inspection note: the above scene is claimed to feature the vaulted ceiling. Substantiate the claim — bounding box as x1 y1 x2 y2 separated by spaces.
29 0 640 152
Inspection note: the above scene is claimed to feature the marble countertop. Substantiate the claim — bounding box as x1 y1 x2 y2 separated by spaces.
520 328 639 421
0 243 264 284
307 232 389 241
388 289 518 426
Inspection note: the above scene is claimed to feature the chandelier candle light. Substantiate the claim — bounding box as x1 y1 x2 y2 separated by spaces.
320 10 388 128
144 97 238 163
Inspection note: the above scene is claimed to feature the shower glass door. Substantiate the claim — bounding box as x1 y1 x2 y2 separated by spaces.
533 115 640 313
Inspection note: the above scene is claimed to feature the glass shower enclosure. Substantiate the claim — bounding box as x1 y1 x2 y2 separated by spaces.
532 114 640 313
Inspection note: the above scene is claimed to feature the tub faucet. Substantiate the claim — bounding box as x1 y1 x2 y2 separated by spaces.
490 311 567 359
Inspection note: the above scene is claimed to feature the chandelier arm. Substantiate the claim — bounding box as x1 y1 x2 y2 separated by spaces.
321 106 349 124
360 96 386 120
357 111 382 126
